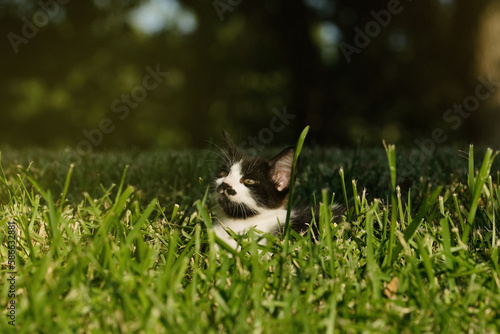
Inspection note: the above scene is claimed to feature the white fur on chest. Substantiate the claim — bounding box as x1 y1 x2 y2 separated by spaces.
213 209 288 250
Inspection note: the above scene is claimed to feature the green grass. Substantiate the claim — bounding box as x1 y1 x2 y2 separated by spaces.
1 139 500 333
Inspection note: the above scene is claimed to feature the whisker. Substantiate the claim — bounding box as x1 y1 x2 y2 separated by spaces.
458 149 469 160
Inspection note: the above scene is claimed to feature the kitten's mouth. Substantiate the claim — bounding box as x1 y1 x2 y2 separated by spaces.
216 192 237 206
216 192 259 219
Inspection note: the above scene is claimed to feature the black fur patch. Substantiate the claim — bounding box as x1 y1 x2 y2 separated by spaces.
217 195 259 219
215 132 295 219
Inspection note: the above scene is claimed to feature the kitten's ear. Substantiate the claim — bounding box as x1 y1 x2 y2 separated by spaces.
221 130 239 156
269 147 296 192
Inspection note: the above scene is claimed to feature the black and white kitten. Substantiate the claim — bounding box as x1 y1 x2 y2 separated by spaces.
212 131 343 250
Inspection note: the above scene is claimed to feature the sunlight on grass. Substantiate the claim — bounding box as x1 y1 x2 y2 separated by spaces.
1 141 500 332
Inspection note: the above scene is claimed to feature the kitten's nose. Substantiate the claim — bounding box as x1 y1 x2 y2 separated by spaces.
217 182 236 196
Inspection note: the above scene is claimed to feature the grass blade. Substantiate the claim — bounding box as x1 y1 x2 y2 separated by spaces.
126 198 157 243
339 167 349 216
390 186 442 265
283 125 309 240
462 147 498 244
383 142 399 268
58 163 73 212
365 208 381 302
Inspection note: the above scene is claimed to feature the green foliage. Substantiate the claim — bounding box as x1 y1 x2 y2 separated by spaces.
1 144 500 333
1 1 497 148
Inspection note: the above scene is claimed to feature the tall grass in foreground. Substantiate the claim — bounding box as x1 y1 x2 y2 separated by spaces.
0 142 500 333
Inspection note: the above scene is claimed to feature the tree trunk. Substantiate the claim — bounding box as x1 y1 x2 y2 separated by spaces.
476 1 500 144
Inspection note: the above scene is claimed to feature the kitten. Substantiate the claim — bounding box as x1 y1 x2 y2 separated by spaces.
212 131 343 250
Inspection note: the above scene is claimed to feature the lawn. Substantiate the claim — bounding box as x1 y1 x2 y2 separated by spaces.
1 133 500 333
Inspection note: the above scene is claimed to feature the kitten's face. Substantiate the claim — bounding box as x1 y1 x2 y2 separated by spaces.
214 132 295 219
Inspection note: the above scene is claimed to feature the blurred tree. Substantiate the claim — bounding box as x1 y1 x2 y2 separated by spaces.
476 0 500 144
0 0 498 150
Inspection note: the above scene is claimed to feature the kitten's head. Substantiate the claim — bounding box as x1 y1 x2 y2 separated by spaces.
214 131 296 219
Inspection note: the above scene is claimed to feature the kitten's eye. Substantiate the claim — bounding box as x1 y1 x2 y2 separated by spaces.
218 170 228 178
243 178 258 185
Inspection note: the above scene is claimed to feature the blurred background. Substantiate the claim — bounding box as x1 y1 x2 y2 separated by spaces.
1 0 500 150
